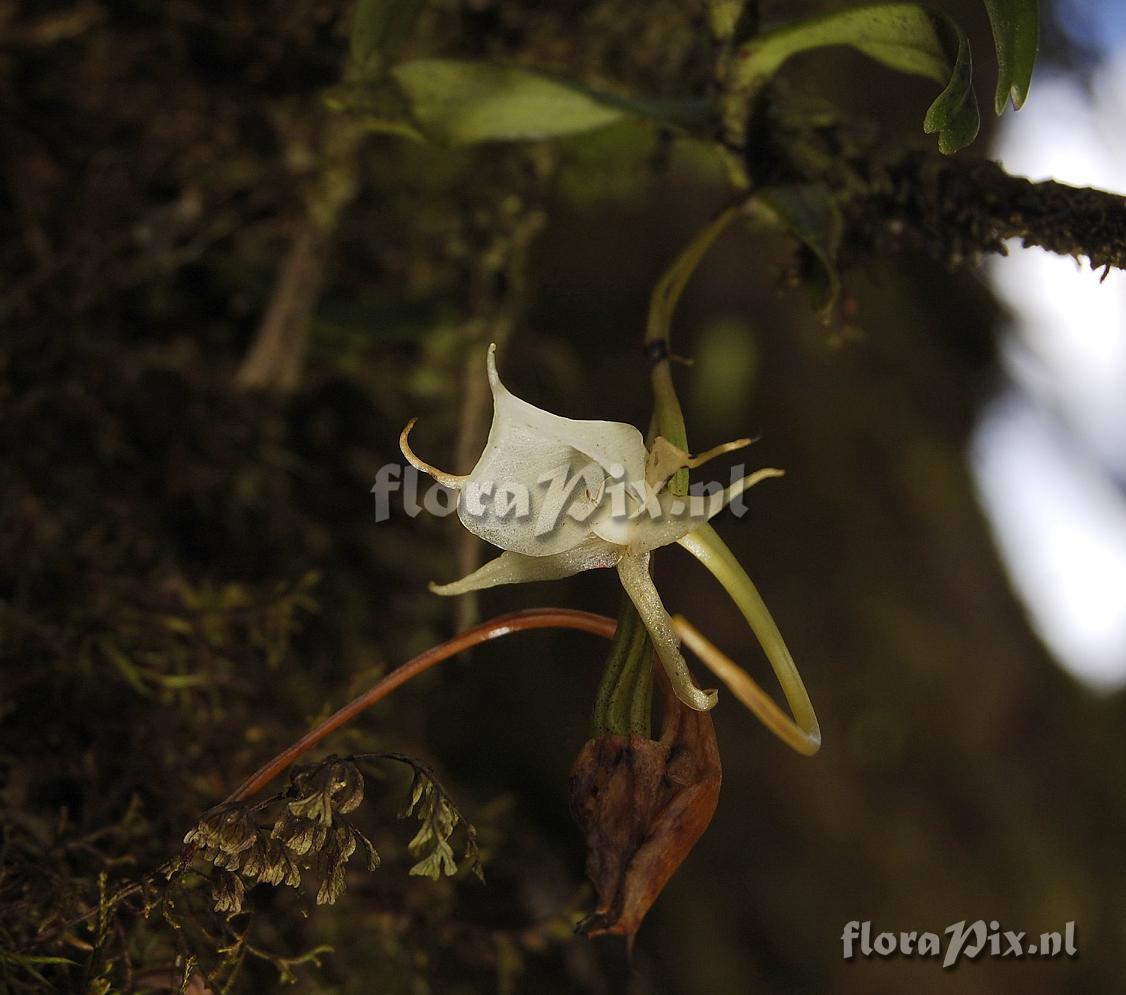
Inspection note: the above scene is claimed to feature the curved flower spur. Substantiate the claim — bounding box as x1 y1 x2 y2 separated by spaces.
401 208 821 756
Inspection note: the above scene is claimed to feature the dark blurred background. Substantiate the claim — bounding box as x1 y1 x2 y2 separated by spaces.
3 0 1126 992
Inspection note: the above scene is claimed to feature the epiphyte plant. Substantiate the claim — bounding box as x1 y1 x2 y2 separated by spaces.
395 205 822 939
403 208 821 755
191 0 1042 957
185 208 822 947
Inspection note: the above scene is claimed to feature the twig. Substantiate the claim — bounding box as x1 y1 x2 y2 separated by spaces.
843 152 1126 273
223 607 616 804
234 221 328 391
235 116 363 391
25 609 615 951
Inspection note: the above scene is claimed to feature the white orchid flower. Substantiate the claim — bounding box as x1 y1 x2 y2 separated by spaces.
400 344 818 754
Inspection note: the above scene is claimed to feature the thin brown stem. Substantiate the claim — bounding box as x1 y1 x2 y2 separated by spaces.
27 609 616 951
223 608 616 805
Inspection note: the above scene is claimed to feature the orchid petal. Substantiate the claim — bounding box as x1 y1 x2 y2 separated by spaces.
628 467 784 554
644 435 753 488
455 345 649 557
673 615 821 755
430 537 623 596
399 418 468 489
676 523 820 754
615 551 718 711
483 344 648 485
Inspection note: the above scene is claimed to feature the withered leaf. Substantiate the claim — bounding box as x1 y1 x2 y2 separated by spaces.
568 673 721 946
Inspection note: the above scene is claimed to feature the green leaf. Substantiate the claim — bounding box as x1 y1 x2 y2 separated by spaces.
99 638 150 697
0 953 78 987
322 81 424 140
350 0 428 70
390 59 705 145
408 836 457 879
749 184 843 324
982 0 1038 114
0 954 78 968
733 3 980 154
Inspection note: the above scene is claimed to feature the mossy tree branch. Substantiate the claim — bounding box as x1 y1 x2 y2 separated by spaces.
748 97 1126 276
843 151 1126 274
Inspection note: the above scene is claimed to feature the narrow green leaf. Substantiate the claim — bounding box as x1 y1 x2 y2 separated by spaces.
350 0 428 70
0 954 79 967
750 184 843 324
733 3 980 154
322 81 424 140
149 671 213 690
982 0 1039 113
390 60 706 145
99 638 150 697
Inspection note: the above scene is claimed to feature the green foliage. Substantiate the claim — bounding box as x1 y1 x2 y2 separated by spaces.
749 185 844 324
86 573 320 699
982 0 1039 113
0 0 1065 990
552 123 662 208
387 60 704 145
184 753 479 918
733 3 980 153
351 0 429 71
0 954 78 989
396 758 484 881
336 0 1040 164
288 757 366 825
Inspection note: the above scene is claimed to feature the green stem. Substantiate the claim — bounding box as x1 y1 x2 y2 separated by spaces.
591 208 743 736
644 206 740 496
592 596 653 737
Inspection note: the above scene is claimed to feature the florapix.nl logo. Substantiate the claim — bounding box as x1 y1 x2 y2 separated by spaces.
841 919 1078 969
371 459 762 539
